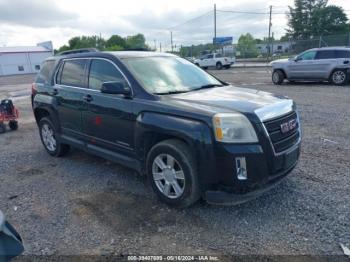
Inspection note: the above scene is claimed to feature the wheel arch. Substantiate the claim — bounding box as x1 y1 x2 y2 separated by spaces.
134 112 215 184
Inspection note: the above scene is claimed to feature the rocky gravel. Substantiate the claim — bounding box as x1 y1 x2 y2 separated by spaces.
0 69 349 259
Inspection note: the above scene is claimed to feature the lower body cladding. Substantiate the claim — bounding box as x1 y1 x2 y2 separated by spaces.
203 142 301 205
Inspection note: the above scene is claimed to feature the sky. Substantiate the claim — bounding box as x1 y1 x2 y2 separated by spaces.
0 0 349 50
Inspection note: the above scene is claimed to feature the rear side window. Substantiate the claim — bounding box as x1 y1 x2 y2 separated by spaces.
59 59 87 87
216 54 222 58
335 50 350 58
88 59 125 90
315 50 335 59
36 60 55 84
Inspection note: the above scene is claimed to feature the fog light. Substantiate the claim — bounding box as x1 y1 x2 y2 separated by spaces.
235 157 247 180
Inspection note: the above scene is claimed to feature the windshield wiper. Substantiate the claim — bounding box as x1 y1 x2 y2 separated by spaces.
154 90 190 95
191 84 224 91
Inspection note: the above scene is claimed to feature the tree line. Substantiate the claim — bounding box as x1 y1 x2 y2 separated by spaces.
55 34 149 53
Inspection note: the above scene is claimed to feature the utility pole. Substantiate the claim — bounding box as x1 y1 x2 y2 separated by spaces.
154 39 157 51
268 5 272 58
214 4 217 44
171 31 174 52
159 42 162 52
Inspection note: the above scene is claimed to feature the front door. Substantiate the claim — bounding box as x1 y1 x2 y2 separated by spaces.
288 50 317 79
82 58 135 157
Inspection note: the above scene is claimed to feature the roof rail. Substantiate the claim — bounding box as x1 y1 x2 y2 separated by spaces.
57 48 99 56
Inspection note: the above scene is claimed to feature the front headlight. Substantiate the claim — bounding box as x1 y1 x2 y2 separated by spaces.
212 113 258 143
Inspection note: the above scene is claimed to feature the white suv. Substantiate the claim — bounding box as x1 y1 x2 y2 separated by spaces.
270 47 350 85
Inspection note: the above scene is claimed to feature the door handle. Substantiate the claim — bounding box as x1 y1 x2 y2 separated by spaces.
83 94 93 102
52 88 58 95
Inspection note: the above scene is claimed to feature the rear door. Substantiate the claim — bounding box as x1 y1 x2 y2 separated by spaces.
314 50 337 79
54 59 89 139
82 58 135 157
288 50 317 79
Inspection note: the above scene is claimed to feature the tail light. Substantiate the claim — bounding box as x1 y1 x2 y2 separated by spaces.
31 83 36 95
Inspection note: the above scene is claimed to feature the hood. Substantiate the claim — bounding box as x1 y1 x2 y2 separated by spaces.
270 58 290 64
164 85 294 122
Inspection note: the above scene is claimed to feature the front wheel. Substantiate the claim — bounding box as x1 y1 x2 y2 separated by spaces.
272 70 284 85
331 69 348 85
216 62 223 70
147 139 200 208
39 117 69 157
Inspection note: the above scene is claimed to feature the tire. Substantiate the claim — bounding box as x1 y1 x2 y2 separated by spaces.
9 120 18 131
216 62 223 70
272 69 284 85
39 117 69 157
0 123 6 133
146 139 200 208
330 69 348 85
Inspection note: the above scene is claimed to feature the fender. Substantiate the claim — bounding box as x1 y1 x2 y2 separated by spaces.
135 111 217 190
33 94 61 132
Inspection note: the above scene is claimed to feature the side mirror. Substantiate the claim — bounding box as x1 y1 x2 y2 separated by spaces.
101 81 131 97
0 211 24 260
294 56 301 62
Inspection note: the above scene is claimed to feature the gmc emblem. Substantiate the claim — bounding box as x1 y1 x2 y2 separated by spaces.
280 119 297 133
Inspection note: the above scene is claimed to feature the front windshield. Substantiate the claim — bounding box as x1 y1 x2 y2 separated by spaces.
122 56 223 94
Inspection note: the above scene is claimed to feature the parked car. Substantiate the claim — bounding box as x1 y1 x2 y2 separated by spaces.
32 51 301 207
0 211 24 260
270 47 350 85
194 53 234 69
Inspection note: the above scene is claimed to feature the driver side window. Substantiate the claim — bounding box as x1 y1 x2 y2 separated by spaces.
299 51 316 61
88 59 125 90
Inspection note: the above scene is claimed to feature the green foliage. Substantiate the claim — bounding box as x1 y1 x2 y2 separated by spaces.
57 33 149 53
106 35 126 49
287 0 348 38
311 5 348 35
125 34 147 50
179 44 215 57
236 33 258 58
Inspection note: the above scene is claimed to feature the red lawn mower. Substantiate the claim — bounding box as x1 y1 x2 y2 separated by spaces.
0 99 19 133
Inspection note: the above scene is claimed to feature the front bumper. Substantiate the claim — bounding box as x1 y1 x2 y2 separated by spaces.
202 140 300 205
205 161 297 205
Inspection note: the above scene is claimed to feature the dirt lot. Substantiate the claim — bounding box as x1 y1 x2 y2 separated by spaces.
0 69 349 258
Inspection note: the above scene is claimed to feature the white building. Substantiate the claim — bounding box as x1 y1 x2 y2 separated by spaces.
0 41 53 76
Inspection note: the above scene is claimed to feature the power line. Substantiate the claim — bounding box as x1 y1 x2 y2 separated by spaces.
167 10 212 30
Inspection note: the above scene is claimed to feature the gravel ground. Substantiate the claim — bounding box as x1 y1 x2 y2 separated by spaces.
0 69 349 259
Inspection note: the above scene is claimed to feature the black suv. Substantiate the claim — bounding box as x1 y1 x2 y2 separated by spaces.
32 51 301 207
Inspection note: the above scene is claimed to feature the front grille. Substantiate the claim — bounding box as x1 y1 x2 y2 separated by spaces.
263 111 300 153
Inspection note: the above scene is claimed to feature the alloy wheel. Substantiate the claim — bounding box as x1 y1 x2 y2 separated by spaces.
41 123 57 152
332 71 346 84
152 153 185 199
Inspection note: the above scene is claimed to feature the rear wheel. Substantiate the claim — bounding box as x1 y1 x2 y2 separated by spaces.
39 117 69 157
330 69 348 85
216 62 223 70
147 139 200 208
272 70 284 85
9 120 18 130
